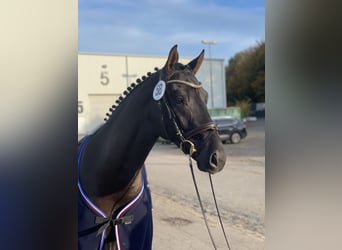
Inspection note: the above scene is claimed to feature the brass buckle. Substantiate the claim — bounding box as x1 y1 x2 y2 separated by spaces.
181 139 197 157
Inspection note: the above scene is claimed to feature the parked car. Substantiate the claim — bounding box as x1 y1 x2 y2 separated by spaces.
212 116 247 144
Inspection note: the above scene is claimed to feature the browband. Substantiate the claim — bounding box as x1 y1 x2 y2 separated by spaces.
167 80 202 89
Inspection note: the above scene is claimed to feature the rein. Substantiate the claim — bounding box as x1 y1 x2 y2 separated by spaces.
188 155 231 250
157 76 231 249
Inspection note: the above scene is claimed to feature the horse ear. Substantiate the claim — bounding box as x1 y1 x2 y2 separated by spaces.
164 45 179 73
187 49 205 75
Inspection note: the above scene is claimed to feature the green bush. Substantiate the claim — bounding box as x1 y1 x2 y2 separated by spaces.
234 99 251 118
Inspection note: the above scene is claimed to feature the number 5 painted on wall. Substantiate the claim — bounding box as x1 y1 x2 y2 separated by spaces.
78 101 84 114
100 64 109 85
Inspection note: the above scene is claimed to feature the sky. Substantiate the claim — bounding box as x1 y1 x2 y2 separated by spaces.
79 0 264 64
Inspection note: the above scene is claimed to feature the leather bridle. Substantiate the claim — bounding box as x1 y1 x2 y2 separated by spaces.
157 78 217 157
156 74 232 249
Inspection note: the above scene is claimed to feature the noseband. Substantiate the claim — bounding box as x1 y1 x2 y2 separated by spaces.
158 79 217 156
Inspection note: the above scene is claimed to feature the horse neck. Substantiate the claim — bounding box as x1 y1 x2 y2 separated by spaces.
80 75 160 197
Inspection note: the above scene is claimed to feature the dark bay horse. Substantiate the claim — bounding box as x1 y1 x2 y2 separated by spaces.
78 45 226 250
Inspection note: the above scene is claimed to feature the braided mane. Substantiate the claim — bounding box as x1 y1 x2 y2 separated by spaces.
103 67 160 122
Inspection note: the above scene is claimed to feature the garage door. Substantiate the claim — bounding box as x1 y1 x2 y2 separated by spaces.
87 94 119 133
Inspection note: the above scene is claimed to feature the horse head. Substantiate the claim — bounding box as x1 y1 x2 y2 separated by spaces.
154 45 226 174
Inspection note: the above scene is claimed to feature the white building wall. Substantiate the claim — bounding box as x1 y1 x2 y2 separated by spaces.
196 59 226 108
78 52 226 135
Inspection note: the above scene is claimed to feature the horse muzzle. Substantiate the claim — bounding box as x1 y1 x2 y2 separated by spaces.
208 150 225 173
192 137 226 174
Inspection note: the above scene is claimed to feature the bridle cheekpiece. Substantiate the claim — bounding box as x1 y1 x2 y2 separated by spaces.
157 73 217 157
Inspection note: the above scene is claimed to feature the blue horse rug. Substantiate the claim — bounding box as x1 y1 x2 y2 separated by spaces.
78 136 153 250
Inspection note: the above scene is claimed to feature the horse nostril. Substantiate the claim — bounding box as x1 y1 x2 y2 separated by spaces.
209 152 218 169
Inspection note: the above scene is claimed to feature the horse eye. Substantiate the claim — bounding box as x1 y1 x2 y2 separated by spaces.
175 96 184 104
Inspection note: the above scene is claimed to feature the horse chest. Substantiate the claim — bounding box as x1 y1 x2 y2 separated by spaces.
90 171 143 215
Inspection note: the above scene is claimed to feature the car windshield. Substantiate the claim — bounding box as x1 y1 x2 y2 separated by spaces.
213 118 238 126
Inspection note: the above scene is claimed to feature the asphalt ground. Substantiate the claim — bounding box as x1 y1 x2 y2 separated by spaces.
145 118 265 249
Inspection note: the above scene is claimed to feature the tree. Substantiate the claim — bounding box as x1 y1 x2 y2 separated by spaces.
226 41 265 106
